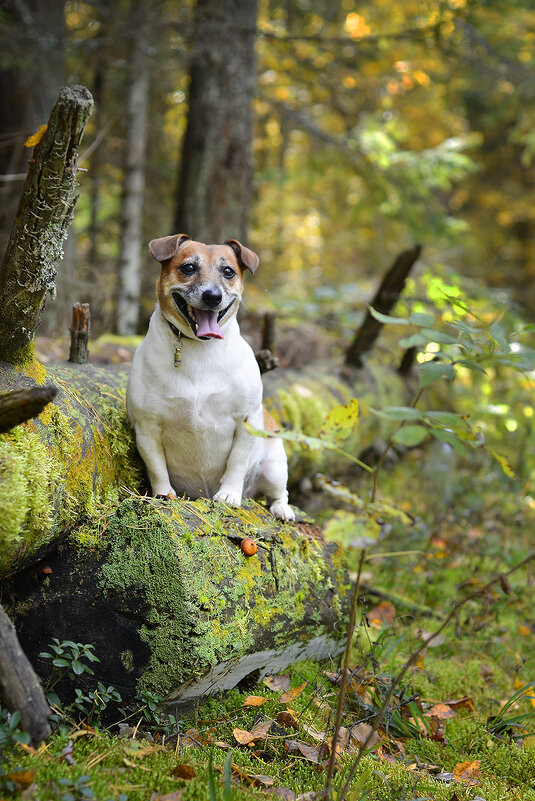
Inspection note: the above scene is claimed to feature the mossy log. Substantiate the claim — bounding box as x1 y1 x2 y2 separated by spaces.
0 356 410 578
4 497 348 704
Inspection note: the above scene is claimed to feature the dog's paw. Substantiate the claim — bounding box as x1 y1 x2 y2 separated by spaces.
270 500 295 522
155 489 177 501
213 489 242 507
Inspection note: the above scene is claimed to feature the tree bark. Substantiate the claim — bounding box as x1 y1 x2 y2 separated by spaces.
174 0 258 242
0 385 57 433
345 245 422 368
0 85 93 365
115 1 151 336
0 603 51 745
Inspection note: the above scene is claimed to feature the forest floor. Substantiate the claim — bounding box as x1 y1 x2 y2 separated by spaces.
2 448 534 801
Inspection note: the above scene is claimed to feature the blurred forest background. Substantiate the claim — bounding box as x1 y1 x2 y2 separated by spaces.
1 0 535 341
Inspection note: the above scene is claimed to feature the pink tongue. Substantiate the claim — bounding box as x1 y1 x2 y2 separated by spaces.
194 308 224 339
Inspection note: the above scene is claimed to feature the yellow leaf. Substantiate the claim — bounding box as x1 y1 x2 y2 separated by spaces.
490 449 517 479
321 399 359 442
24 124 48 148
280 681 307 704
243 695 267 707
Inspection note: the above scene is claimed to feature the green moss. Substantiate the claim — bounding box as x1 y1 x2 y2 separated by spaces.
0 362 143 575
96 497 346 696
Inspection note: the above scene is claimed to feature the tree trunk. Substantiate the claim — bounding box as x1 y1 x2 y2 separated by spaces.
0 85 93 365
115 1 151 336
173 0 258 242
3 497 347 705
0 603 50 745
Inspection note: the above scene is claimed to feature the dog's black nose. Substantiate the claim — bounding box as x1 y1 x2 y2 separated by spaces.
202 287 223 308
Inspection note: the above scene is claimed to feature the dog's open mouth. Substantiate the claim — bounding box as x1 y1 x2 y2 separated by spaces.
172 292 235 339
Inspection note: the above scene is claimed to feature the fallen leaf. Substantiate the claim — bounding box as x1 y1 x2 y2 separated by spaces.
243 695 268 707
276 710 299 730
231 764 274 787
280 682 307 704
414 628 447 648
179 728 205 750
368 600 396 628
435 772 455 782
233 720 272 746
271 789 295 800
518 624 532 636
151 792 184 801
302 724 328 742
213 740 233 749
453 759 481 785
171 764 196 780
24 125 47 148
6 770 36 787
442 696 476 713
264 674 291 692
424 703 456 720
285 739 328 763
60 740 75 765
349 723 382 749
480 664 493 681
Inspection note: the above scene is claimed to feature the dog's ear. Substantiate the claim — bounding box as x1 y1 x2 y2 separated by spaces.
225 239 259 274
149 234 190 263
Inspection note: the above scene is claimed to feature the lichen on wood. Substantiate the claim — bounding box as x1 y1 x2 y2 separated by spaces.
0 85 93 365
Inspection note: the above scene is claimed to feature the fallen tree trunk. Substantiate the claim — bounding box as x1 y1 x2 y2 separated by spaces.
3 497 347 705
0 355 409 578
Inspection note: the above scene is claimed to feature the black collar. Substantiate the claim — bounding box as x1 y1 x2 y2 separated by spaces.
166 318 195 341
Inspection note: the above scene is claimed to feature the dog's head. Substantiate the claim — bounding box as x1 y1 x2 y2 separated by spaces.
149 234 259 340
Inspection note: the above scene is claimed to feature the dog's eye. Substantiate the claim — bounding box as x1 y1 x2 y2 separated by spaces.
222 266 236 279
179 263 197 276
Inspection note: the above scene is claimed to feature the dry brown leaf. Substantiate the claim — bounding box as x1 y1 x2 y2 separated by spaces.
349 723 382 749
453 759 481 785
233 720 272 746
243 695 268 707
424 703 456 720
179 728 205 750
231 764 274 787
171 764 196 780
263 674 291 692
302 724 328 742
275 709 299 730
442 696 476 713
280 682 307 704
285 739 328 763
151 792 184 801
271 789 296 800
250 719 272 739
213 740 233 749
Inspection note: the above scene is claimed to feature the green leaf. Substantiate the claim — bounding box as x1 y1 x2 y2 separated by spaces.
409 312 435 327
321 398 359 442
425 410 467 428
323 510 379 549
372 406 423 421
421 328 458 344
489 449 517 480
418 361 455 388
71 659 85 675
52 658 70 668
368 306 409 325
393 425 429 446
399 333 427 348
430 428 472 457
456 358 487 374
489 320 509 351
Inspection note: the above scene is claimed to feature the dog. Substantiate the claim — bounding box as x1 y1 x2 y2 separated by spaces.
126 234 294 522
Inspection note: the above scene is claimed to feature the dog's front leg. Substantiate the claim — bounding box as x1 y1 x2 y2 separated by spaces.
213 419 253 507
134 423 176 499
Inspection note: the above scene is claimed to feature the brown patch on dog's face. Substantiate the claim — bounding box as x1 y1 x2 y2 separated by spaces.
155 240 249 340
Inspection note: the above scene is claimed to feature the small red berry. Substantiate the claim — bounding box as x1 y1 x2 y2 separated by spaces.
240 538 257 556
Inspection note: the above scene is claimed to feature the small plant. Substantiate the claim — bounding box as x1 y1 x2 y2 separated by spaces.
487 681 535 739
39 638 100 691
0 708 31 795
54 775 94 801
129 689 178 739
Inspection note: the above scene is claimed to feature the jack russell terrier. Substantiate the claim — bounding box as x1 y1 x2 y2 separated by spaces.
127 234 295 522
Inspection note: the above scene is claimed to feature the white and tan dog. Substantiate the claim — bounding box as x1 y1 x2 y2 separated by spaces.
127 234 294 521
